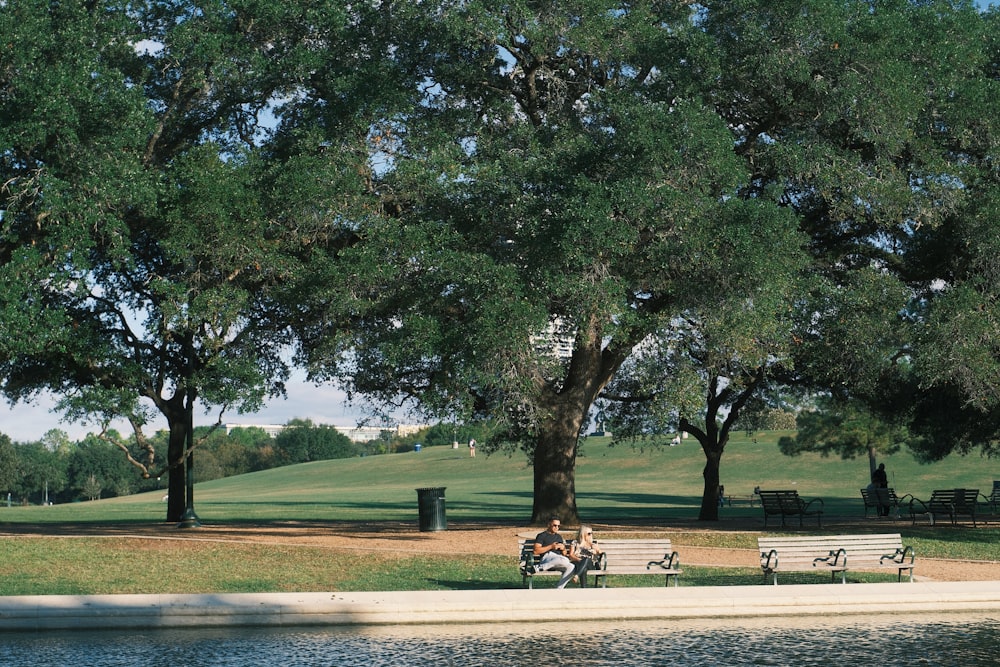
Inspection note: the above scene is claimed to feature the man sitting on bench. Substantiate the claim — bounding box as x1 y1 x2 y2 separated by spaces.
533 516 584 589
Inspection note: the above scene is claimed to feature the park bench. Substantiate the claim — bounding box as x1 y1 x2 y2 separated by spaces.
722 492 759 508
519 538 681 589
758 534 916 585
977 481 1000 523
908 488 982 527
860 487 909 519
987 481 1000 512
758 490 824 528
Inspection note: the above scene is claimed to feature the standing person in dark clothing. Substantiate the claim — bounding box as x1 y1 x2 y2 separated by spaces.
872 463 889 516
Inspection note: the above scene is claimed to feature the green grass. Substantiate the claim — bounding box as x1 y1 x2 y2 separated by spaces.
0 536 907 595
5 431 996 524
0 432 996 594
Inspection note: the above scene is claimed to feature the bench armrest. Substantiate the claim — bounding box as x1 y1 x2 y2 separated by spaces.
803 497 824 512
813 547 846 568
760 548 778 571
647 551 680 571
880 546 915 566
519 544 538 576
909 497 929 514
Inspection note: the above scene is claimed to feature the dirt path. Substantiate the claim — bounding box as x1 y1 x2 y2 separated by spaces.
8 520 998 582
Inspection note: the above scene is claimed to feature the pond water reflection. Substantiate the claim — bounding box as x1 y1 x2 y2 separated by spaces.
3 613 998 666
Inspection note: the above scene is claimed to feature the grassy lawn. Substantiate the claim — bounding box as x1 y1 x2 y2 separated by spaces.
4 430 996 524
0 536 909 595
0 432 996 594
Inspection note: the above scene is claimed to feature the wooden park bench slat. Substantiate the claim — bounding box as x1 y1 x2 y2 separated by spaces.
908 488 981 527
758 534 915 585
758 490 824 528
519 538 681 589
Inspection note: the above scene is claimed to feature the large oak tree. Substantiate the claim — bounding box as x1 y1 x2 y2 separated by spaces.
295 1 805 523
0 1 388 521
296 0 997 522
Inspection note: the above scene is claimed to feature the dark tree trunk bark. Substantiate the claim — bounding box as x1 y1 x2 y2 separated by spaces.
163 395 189 523
684 371 763 521
528 316 629 525
700 449 722 521
531 414 582 525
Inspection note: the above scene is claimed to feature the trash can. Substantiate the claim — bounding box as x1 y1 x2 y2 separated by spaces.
413 443 422 452
416 487 447 532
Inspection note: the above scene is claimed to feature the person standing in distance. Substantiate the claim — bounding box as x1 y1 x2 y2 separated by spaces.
872 463 890 516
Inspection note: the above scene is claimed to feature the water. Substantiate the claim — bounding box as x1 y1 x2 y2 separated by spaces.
2 614 997 666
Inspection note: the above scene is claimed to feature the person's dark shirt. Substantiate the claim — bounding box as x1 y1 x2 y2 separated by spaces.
535 530 564 553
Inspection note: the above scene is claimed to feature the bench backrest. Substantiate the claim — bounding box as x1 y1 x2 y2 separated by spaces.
759 534 905 566
758 490 798 513
929 488 979 510
991 481 1000 502
591 539 674 570
861 487 898 504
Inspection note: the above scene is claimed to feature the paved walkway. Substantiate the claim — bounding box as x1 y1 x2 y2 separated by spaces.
3 581 1000 631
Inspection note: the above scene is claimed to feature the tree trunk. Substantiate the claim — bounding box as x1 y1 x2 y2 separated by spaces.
159 391 192 523
700 450 722 521
165 415 188 523
531 419 581 525
529 320 628 525
682 410 731 521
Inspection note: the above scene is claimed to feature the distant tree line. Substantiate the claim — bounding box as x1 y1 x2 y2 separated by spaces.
0 419 498 505
0 419 479 505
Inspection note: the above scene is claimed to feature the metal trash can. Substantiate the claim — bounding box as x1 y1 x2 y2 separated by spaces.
413 443 422 452
416 487 447 532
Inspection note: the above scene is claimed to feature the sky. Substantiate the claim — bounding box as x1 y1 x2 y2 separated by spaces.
1 0 995 443
0 369 391 443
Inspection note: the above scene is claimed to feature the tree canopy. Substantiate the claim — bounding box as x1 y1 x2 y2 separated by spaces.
290 0 999 522
1 0 997 525
0 1 393 520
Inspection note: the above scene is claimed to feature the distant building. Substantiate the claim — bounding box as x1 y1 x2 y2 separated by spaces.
531 318 575 360
224 422 429 443
224 423 285 438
